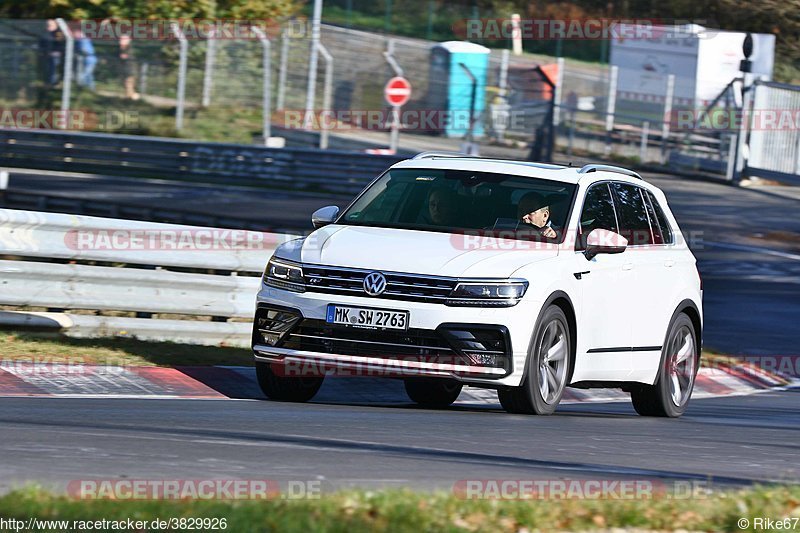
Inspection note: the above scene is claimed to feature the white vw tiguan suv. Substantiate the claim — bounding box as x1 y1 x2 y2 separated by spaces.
252 154 702 417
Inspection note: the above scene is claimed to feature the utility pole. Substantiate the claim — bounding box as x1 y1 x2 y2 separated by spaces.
304 0 323 129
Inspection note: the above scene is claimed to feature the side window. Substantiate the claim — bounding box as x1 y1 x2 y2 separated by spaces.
641 189 664 244
579 183 618 248
610 182 654 245
646 190 674 244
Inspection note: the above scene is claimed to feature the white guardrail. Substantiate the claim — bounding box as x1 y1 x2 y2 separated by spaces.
0 209 299 347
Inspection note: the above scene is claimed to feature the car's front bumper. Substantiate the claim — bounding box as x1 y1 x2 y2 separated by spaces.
253 283 537 387
253 345 508 378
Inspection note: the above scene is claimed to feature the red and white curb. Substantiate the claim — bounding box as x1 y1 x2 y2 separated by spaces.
0 363 224 399
0 360 794 404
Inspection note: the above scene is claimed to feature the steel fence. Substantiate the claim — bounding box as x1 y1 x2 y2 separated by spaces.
0 18 757 168
745 81 800 181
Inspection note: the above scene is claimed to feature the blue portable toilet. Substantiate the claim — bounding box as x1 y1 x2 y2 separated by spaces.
428 41 490 137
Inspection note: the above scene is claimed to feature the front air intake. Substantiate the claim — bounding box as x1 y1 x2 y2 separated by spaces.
437 324 512 371
252 306 302 347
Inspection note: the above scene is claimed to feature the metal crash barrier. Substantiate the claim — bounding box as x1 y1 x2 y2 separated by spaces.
0 208 299 347
0 128 402 197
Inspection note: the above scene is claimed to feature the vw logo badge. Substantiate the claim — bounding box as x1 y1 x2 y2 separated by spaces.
363 272 387 296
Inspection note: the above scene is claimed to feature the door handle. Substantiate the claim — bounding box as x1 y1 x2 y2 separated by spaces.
664 260 675 268
622 263 634 271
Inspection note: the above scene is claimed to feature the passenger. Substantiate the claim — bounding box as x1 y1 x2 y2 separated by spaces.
426 188 457 226
518 192 558 239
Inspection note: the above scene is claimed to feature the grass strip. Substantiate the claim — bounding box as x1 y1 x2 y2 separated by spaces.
0 331 253 367
1 485 799 532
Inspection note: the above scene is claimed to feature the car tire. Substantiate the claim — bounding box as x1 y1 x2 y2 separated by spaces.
498 305 572 415
630 313 698 418
255 362 324 402
404 378 462 408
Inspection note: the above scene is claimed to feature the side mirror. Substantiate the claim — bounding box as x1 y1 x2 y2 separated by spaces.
311 205 340 229
584 228 627 260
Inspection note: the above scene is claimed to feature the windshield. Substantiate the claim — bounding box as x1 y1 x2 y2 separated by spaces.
339 168 577 243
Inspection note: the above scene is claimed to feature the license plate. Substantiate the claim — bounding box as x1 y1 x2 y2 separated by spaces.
326 304 409 330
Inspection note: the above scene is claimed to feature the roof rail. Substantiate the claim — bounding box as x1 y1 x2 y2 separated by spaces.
411 151 471 160
484 159 565 171
578 164 643 180
410 153 565 171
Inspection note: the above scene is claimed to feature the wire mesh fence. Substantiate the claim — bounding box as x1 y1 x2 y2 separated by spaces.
0 18 729 166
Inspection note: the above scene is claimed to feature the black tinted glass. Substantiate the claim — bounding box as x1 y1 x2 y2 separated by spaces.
646 190 674 244
580 183 618 245
340 169 577 242
611 182 654 245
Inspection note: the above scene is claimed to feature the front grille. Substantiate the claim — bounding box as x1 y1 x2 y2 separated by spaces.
303 265 457 304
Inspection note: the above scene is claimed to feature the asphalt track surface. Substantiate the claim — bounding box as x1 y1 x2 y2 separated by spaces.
1 389 798 493
2 168 800 492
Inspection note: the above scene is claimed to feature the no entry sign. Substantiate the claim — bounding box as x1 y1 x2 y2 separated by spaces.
384 76 412 107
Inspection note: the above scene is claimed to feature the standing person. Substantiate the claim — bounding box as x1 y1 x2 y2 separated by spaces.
42 19 65 87
119 35 139 100
565 90 578 123
74 29 97 91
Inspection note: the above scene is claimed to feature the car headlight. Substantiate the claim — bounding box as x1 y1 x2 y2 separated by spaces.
446 280 528 307
264 258 305 292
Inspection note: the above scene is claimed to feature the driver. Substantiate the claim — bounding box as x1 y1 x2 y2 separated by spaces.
518 192 558 239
